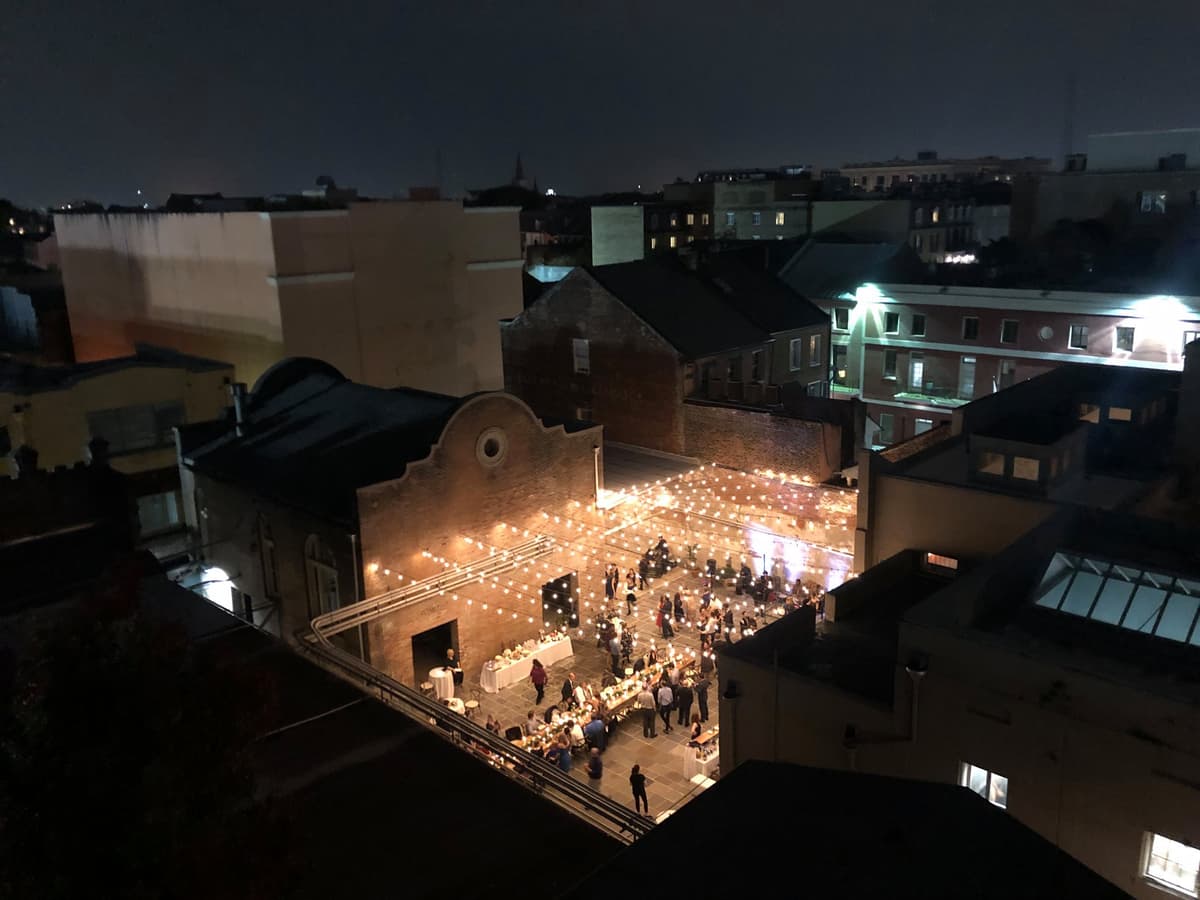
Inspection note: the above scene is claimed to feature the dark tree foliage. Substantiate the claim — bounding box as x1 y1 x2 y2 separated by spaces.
0 561 301 899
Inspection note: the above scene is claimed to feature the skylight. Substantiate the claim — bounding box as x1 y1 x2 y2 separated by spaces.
1034 552 1200 646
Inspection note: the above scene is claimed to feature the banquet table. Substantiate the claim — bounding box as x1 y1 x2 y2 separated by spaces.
429 666 456 700
479 635 574 693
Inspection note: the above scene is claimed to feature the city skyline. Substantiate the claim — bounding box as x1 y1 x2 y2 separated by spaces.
3 0 1200 206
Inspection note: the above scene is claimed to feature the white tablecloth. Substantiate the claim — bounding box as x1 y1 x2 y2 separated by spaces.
684 749 720 779
430 667 455 700
479 636 574 693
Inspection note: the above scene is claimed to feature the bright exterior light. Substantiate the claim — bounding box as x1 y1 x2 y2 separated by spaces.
199 566 234 611
545 187 556 196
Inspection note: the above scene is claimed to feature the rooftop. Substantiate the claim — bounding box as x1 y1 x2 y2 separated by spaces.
842 155 1051 170
0 343 230 393
777 240 920 299
974 413 1083 446
564 760 1126 899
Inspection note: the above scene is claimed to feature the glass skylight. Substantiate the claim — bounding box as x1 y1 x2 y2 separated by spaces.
1034 552 1200 646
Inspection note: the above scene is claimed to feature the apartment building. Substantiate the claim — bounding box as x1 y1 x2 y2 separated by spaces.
843 150 1051 193
821 281 1200 446
54 198 524 394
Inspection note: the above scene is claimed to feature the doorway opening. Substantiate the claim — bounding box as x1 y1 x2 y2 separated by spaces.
542 573 578 631
412 620 457 686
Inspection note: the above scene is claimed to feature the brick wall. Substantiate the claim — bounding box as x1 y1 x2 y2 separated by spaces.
501 268 686 454
682 400 842 482
357 392 603 685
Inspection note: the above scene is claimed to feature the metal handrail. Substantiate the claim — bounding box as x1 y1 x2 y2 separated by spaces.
296 629 653 843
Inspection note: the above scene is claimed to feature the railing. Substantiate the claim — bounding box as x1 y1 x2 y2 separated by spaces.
303 538 654 844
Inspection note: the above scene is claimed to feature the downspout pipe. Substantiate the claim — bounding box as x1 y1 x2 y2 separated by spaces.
905 661 927 744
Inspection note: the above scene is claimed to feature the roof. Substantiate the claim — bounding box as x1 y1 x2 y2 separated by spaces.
841 155 1051 170
697 253 828 332
181 358 462 524
563 761 1127 899
777 240 915 299
974 413 1083 446
583 258 769 358
0 343 231 393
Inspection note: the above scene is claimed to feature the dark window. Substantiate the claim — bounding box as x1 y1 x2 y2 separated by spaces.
727 355 743 382
884 312 899 334
87 401 185 454
883 349 898 378
1001 320 1019 343
834 307 849 330
911 314 926 336
1116 326 1135 352
962 317 980 340
751 350 763 382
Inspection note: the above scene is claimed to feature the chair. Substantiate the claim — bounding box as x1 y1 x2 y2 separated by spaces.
504 726 524 742
420 681 434 697
463 699 480 719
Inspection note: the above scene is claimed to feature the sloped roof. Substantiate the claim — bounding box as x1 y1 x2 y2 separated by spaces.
777 240 915 299
0 343 230 393
181 358 463 524
698 253 828 333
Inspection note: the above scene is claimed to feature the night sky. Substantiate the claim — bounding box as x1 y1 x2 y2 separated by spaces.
4 0 1200 207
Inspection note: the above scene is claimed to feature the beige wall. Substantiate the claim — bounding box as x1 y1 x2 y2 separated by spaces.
590 206 645 266
0 363 231 478
811 200 910 241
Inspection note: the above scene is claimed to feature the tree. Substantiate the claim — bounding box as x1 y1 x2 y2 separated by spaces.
0 562 301 899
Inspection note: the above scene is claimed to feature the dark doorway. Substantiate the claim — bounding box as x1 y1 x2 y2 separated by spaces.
412 620 457 686
543 573 578 631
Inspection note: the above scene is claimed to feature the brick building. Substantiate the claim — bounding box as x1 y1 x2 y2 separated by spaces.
178 357 600 682
501 255 831 461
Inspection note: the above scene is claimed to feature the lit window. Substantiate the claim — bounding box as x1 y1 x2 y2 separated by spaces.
1001 320 1019 344
1068 324 1089 350
686 213 695 226
650 237 657 250
687 235 695 243
1079 403 1101 423
834 308 849 330
724 211 735 227
669 235 678 248
932 207 940 223
789 338 804 371
701 213 710 226
883 349 897 378
878 412 895 444
911 314 926 336
884 312 900 334
915 418 933 435
909 352 924 389
960 763 1008 809
751 211 762 225
1143 833 1200 897
670 215 678 228
775 211 785 226
978 451 1005 475
926 552 958 570
572 338 590 374
1116 326 1135 352
1108 406 1132 422
1139 191 1169 214
808 333 822 367
962 317 979 340
1012 457 1040 480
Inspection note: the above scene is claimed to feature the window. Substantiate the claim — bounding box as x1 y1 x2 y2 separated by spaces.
572 338 590 374
834 307 849 331
305 534 339 617
686 213 695 226
751 350 763 382
909 352 925 390
775 211 785 226
687 235 695 243
259 515 279 599
1000 319 1019 344
911 314 926 336
926 552 958 570
724 211 735 227
1012 457 1040 481
1068 324 1089 350
789 338 804 371
915 417 933 435
751 211 762 225
1108 406 1133 422
999 359 1016 389
832 345 848 384
958 356 976 399
575 405 592 421
884 311 900 334
1185 330 1200 351
1143 833 1200 897
669 214 678 228
137 491 181 536
1139 191 1168 214
978 450 1005 475
808 333 822 367
883 349 898 378
650 236 657 250
931 207 940 224
915 208 926 226
913 234 922 251
669 235 678 248
878 413 894 444
727 355 743 382
962 317 979 340
701 213 710 226
650 214 660 229
960 763 1008 809
87 401 185 454
1116 326 1135 352
1079 402 1101 423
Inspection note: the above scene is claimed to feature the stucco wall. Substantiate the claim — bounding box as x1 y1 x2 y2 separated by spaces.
683 401 842 482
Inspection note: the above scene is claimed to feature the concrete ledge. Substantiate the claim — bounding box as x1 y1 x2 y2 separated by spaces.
604 440 701 466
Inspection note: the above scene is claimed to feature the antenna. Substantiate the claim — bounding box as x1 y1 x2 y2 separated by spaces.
435 147 444 198
1061 72 1077 165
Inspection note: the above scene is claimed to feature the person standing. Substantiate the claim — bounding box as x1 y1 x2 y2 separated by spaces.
673 592 685 624
630 764 649 815
637 683 657 738
625 589 638 617
605 564 616 602
675 678 694 726
530 658 547 703
561 672 577 706
695 675 711 723
608 634 622 677
637 555 649 590
446 648 464 691
587 748 603 786
656 681 674 733
659 595 674 639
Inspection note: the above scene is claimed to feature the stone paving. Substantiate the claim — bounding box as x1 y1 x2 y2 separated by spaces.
461 564 724 818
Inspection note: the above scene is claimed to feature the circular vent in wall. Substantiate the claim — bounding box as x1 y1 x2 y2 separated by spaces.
1038 326 1054 342
475 427 508 467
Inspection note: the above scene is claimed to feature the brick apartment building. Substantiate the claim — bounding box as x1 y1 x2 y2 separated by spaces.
177 357 601 681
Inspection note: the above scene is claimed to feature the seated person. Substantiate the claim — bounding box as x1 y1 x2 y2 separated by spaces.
582 714 606 751
543 704 560 725
569 719 586 749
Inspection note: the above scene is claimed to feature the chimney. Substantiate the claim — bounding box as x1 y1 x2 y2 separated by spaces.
228 382 248 437
11 444 38 478
86 435 110 467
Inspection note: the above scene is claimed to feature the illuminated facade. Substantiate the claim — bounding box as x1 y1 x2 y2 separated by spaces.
822 283 1200 446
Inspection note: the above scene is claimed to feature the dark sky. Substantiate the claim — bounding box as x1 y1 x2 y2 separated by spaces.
4 0 1200 207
